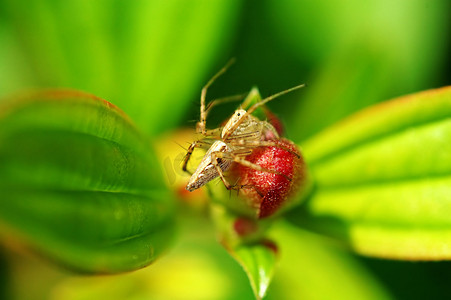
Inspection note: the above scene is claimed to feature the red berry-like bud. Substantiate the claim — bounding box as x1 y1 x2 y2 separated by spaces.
230 138 309 218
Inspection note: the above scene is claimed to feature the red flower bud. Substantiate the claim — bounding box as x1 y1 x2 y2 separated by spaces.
230 138 309 218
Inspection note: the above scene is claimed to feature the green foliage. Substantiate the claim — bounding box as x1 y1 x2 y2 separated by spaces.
0 250 10 300
0 0 450 299
291 86 451 259
267 0 449 140
0 91 175 272
0 0 241 135
234 242 277 300
210 203 276 299
266 223 391 300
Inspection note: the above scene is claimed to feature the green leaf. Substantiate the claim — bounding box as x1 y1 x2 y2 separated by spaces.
290 86 451 260
233 242 277 300
37 218 257 300
266 223 392 300
0 90 175 273
268 0 448 71
268 0 449 140
0 0 242 134
0 250 9 300
288 48 400 141
210 205 276 300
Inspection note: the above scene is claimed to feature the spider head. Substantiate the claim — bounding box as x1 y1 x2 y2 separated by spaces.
221 109 248 138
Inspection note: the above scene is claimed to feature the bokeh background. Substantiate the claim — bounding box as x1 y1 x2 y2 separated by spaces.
0 0 450 299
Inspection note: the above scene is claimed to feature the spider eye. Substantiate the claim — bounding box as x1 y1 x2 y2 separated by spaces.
237 112 241 116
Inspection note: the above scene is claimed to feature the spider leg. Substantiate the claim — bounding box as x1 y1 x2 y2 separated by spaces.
213 151 292 182
246 84 305 115
197 127 223 137
198 59 236 135
228 139 300 158
237 184 264 197
209 151 271 194
209 152 265 192
210 151 235 190
182 140 213 174
229 176 262 196
222 84 305 140
205 94 247 117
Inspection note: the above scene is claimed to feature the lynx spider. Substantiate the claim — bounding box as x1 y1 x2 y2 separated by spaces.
183 60 304 192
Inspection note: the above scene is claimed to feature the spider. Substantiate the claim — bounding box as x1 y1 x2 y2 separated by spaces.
182 60 304 192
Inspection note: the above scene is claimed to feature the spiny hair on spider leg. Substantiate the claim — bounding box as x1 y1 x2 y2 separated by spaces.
174 141 189 151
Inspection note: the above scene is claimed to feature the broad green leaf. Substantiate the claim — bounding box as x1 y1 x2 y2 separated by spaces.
290 86 451 259
0 90 175 273
265 223 392 300
0 0 242 135
302 86 451 166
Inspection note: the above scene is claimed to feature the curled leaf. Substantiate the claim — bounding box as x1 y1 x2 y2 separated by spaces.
0 90 175 273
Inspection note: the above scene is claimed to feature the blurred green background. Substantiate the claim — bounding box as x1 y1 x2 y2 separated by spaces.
0 0 450 299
